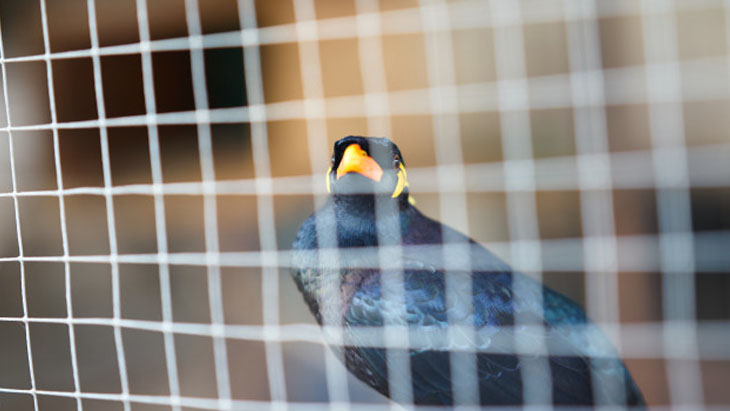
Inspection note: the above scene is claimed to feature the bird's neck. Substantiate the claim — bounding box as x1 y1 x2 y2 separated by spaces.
332 194 409 247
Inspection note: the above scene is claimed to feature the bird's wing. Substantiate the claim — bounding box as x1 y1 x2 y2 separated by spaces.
340 261 527 404
487 269 645 405
342 254 642 405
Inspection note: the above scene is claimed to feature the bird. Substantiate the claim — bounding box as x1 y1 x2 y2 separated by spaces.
291 136 645 406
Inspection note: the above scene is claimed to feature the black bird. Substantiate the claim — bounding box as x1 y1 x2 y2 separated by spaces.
291 136 645 406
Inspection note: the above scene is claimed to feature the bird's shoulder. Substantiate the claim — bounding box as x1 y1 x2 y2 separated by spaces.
292 203 335 251
404 206 593 326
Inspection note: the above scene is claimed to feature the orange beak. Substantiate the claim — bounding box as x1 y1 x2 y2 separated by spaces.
336 144 383 182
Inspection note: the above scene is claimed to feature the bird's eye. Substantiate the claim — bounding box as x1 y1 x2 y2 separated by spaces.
393 158 401 169
331 156 335 164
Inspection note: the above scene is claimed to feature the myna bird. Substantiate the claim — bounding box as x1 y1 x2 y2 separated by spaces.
291 136 645 406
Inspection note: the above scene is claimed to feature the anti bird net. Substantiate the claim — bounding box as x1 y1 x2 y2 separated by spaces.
0 0 729 410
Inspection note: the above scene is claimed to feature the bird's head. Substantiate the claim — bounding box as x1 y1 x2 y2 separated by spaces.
326 136 414 207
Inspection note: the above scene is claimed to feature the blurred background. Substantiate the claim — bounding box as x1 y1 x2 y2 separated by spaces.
0 0 729 409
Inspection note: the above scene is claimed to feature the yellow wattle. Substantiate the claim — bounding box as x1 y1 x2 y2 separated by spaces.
391 163 408 198
325 166 332 193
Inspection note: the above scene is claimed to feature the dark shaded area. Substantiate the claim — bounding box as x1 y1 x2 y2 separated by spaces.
152 51 195 113
696 273 730 320
691 188 730 232
159 125 201 182
694 232 730 275
0 0 44 57
204 47 247 108
101 54 147 118
108 126 153 185
59 128 104 188
52 58 98 122
211 123 254 180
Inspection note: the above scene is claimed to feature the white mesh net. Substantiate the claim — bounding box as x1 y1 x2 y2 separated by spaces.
0 0 729 410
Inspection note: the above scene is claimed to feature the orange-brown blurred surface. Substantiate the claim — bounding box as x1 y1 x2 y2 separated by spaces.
0 0 729 409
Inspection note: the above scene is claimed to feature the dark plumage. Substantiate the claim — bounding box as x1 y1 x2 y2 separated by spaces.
291 136 645 406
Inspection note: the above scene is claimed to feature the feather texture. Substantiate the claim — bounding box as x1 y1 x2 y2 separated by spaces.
290 136 645 406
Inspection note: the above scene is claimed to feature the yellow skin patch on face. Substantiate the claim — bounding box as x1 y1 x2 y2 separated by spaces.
392 163 408 198
325 166 332 193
